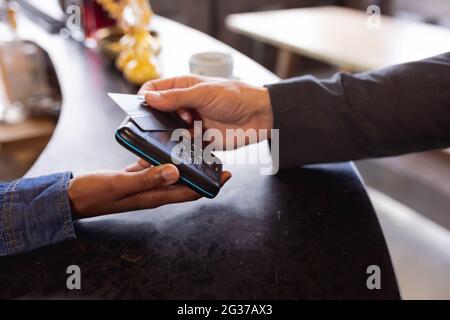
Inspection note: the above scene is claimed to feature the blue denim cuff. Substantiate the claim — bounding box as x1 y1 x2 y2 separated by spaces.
0 172 76 256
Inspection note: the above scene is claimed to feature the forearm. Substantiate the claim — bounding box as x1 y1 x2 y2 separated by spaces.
0 173 76 257
0 161 211 257
266 52 450 167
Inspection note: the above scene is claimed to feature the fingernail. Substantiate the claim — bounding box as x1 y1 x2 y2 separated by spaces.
161 165 179 183
145 91 162 103
180 112 190 123
124 164 136 172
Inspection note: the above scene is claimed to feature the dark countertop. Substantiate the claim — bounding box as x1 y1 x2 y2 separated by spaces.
0 16 399 299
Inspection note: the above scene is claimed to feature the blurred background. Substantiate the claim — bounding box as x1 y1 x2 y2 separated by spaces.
0 0 449 299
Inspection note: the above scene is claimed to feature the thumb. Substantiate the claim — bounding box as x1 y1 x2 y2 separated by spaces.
115 164 180 197
144 87 204 112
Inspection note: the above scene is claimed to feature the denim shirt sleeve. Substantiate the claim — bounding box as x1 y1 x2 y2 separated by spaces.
0 172 76 256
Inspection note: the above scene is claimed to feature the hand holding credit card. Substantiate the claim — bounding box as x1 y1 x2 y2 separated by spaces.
109 93 226 198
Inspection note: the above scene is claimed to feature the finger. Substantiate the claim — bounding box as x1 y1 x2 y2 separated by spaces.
144 85 206 112
124 158 152 172
117 171 232 211
138 75 203 94
177 109 193 124
220 171 232 186
113 164 180 198
124 162 144 172
111 170 232 212
114 184 201 212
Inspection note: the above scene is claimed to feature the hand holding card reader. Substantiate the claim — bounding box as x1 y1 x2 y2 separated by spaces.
109 93 223 198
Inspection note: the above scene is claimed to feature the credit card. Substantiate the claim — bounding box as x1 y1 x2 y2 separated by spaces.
108 93 188 131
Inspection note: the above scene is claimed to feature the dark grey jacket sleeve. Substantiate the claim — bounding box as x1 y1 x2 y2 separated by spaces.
266 52 450 168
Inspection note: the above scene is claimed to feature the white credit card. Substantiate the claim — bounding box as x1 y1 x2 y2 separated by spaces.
108 93 188 131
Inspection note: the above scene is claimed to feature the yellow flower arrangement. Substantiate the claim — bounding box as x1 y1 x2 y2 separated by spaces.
95 0 160 84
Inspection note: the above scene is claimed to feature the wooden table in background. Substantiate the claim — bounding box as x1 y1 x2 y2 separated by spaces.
226 6 450 77
0 117 55 145
0 117 55 180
